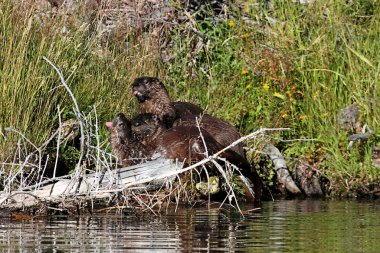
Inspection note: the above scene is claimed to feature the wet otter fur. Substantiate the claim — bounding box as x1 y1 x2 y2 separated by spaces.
131 76 245 157
131 113 165 145
106 113 146 166
131 113 220 164
131 113 262 203
173 101 203 118
173 114 244 157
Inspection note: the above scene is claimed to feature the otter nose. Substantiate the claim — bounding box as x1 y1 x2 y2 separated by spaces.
105 122 113 129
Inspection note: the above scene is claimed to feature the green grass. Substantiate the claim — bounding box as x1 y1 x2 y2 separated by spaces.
0 0 379 195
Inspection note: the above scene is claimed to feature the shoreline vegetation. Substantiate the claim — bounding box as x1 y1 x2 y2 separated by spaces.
0 0 379 214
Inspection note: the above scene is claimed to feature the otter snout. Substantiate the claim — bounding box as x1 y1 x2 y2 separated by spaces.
105 121 113 129
133 90 141 97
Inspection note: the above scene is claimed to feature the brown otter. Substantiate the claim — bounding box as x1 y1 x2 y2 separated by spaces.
132 77 204 123
132 77 177 128
106 113 146 166
131 76 245 157
131 113 262 203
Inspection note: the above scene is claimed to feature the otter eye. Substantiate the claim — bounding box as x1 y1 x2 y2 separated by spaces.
133 121 141 127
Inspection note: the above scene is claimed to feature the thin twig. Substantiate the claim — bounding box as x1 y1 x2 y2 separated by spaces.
196 114 209 157
42 56 85 174
53 105 62 179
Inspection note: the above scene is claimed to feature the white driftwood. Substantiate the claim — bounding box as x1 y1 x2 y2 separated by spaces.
0 158 182 208
263 144 302 194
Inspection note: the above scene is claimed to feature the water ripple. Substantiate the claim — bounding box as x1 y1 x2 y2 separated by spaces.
0 200 379 252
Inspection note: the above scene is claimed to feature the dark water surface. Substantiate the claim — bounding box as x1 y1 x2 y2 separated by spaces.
1 200 380 252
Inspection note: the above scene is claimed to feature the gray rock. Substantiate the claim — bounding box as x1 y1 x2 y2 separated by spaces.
337 104 360 131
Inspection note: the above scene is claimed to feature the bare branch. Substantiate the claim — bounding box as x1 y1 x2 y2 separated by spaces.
52 106 62 179
42 56 85 174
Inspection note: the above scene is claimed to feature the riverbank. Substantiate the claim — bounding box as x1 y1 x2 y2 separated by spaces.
0 0 379 200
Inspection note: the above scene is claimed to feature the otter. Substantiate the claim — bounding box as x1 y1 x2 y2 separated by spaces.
105 113 146 166
132 77 204 120
132 77 177 128
132 77 203 123
131 76 245 157
131 113 262 203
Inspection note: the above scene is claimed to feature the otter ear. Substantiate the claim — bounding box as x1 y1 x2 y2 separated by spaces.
116 113 125 119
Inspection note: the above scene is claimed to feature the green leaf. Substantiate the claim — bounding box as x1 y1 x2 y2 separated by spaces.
346 45 375 68
274 93 286 100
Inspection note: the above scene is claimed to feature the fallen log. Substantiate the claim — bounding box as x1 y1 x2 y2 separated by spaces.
0 158 182 209
263 144 302 195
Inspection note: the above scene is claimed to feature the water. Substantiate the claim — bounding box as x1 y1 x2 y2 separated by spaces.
0 200 380 252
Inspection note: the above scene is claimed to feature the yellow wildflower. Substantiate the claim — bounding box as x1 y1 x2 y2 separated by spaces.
242 68 249 75
262 83 270 90
281 113 289 119
241 33 250 38
299 115 308 122
246 83 252 90
228 20 235 27
312 91 319 100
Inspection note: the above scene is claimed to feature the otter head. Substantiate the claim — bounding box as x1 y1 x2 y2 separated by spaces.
131 113 164 143
131 76 168 103
106 113 133 143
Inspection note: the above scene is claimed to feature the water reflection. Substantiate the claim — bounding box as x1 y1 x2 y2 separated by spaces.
0 200 379 252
